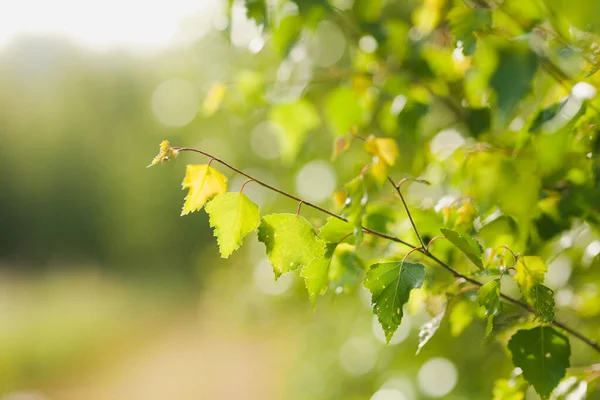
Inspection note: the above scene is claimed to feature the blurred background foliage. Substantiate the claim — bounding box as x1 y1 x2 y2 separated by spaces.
1 0 600 399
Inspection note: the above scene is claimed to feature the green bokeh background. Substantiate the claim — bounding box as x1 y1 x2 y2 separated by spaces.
1 0 600 399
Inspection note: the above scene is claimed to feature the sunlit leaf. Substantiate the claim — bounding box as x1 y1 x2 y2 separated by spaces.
530 284 555 323
440 228 484 269
514 256 547 301
147 140 178 167
364 261 425 344
257 213 325 278
272 14 303 57
545 0 600 34
205 192 260 258
477 279 502 337
328 243 364 294
508 326 571 399
365 135 398 166
301 244 336 306
319 217 354 243
181 165 228 216
332 137 350 161
365 135 399 184
343 176 367 246
417 303 446 354
477 279 502 315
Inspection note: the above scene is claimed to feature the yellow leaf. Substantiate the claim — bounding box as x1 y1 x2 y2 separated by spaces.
514 256 547 301
331 137 350 161
181 164 227 216
147 140 178 167
455 201 476 227
365 135 399 166
332 190 346 210
202 82 227 116
370 158 389 185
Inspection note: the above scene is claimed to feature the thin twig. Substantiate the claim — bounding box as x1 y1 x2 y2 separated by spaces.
172 146 600 354
387 176 427 251
239 179 255 193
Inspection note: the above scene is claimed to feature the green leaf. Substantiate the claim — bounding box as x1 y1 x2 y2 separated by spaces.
490 45 538 126
319 217 354 243
324 86 363 136
269 99 320 163
508 326 571 399
531 284 555 323
465 107 491 138
205 192 260 259
301 244 336 307
515 256 547 301
447 5 491 55
181 164 228 216
478 215 519 250
245 0 268 26
364 261 425 344
272 14 303 57
417 303 446 354
478 279 502 315
343 176 367 246
328 243 364 294
478 279 502 337
440 228 484 269
545 0 600 34
529 102 562 133
258 213 326 278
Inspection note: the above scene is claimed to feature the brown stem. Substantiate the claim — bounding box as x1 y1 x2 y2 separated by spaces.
387 176 427 251
239 179 255 193
171 145 600 354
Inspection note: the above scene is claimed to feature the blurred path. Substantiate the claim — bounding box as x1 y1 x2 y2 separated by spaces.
48 316 285 400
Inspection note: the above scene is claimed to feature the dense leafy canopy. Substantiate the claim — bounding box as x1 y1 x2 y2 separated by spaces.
147 0 600 397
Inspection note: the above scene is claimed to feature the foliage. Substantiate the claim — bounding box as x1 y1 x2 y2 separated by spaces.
147 0 600 397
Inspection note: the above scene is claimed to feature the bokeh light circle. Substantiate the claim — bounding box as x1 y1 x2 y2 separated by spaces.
250 121 284 160
417 357 458 398
151 78 199 127
339 337 377 375
370 389 406 400
310 20 346 67
295 160 337 203
253 258 294 296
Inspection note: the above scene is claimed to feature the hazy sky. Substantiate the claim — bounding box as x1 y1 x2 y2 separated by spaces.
0 0 223 51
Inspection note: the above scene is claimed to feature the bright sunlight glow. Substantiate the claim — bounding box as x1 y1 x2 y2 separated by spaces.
0 0 222 51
